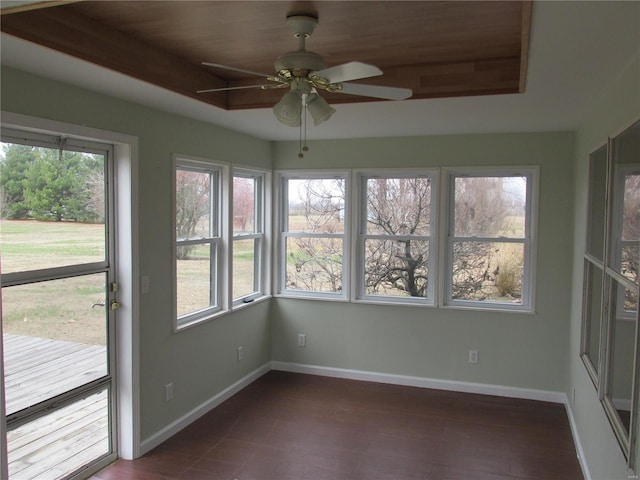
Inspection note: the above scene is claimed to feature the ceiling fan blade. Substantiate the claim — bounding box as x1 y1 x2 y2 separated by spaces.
337 82 413 100
197 84 282 94
202 62 274 79
312 61 382 84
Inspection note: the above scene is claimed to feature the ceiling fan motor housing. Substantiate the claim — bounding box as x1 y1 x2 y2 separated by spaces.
275 15 326 78
275 50 326 78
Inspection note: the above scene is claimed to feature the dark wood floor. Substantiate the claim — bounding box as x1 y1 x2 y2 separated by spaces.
92 371 584 480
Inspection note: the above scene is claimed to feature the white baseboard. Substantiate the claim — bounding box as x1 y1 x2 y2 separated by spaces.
565 401 592 480
139 362 271 456
270 361 567 403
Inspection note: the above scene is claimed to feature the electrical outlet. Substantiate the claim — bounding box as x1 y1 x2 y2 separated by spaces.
298 333 306 347
468 349 479 364
237 346 243 362
141 275 150 294
165 383 173 402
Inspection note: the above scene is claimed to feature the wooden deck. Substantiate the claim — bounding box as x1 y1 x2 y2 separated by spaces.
4 334 111 480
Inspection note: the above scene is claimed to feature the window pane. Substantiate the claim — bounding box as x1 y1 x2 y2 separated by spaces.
0 143 106 273
608 280 637 436
2 273 108 414
364 238 429 297
452 241 524 303
176 243 213 317
233 238 256 299
233 176 256 234
285 236 343 293
620 174 639 285
454 176 527 237
287 178 345 233
366 177 431 235
583 261 604 374
586 145 608 261
176 169 211 239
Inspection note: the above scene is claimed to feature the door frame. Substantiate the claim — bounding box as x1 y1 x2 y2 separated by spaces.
0 111 140 478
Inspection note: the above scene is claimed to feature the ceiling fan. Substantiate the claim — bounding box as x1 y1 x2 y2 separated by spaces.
198 15 413 128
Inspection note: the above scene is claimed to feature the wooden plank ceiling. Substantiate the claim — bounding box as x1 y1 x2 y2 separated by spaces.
1 1 531 110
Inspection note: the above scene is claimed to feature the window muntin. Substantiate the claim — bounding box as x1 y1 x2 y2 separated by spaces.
175 160 222 327
279 174 347 297
357 174 435 303
232 171 265 304
446 171 534 310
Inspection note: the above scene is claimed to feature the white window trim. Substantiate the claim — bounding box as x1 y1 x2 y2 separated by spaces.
274 170 351 301
352 168 439 306
173 155 230 331
441 166 539 313
231 166 272 309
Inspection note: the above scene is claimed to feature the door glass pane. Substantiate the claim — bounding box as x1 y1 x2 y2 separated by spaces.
0 143 106 273
2 273 108 415
233 238 256 299
7 388 110 479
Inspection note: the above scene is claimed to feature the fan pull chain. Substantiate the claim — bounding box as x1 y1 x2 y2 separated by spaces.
298 98 310 159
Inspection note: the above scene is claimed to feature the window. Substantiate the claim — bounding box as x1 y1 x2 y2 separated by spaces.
174 158 227 328
581 144 608 382
356 172 436 303
445 169 537 310
233 168 268 305
601 120 639 465
580 119 639 468
278 172 348 298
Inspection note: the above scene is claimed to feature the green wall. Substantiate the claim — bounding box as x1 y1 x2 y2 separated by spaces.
0 66 273 441
570 50 640 479
271 131 575 393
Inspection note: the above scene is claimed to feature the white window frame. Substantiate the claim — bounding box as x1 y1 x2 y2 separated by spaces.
231 166 271 308
442 166 538 312
173 156 229 330
275 170 350 301
353 169 438 305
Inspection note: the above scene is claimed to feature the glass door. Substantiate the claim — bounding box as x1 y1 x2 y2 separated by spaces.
1 130 117 479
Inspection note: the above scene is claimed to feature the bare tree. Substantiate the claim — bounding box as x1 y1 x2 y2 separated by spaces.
176 170 210 259
233 176 255 233
364 178 431 297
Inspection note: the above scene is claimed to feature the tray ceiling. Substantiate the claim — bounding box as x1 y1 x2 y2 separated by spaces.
1 1 531 111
